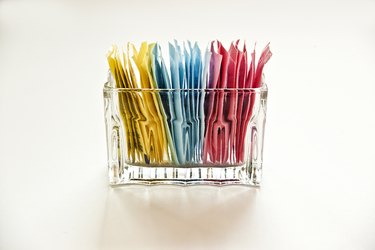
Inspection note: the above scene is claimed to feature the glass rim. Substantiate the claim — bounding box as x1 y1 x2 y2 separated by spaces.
103 82 268 92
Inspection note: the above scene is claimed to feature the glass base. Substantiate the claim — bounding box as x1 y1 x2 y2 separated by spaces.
108 163 262 186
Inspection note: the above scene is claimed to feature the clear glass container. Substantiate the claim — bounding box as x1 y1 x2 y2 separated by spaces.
103 81 268 186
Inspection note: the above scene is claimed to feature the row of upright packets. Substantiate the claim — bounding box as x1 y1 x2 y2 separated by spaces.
107 40 272 165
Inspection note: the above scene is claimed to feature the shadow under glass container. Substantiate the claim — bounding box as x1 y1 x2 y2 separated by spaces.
103 81 268 186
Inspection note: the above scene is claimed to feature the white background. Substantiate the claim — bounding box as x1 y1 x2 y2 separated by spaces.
1 0 375 249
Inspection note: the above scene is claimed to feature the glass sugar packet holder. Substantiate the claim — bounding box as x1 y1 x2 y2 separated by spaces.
103 76 268 186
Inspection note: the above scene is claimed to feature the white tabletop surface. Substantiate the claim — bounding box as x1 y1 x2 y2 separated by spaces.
1 0 375 249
